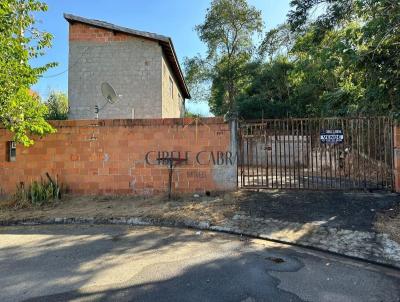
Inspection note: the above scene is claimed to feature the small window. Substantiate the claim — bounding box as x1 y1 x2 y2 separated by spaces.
169 76 174 99
7 141 16 162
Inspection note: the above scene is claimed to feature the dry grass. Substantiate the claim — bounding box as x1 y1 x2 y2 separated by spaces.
3 190 398 246
374 205 400 244
0 198 15 210
0 192 243 225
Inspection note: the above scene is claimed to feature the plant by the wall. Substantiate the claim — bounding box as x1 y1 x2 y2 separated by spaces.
13 174 62 208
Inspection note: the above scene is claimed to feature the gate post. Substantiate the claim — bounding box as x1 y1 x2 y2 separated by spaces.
229 117 239 188
394 125 400 193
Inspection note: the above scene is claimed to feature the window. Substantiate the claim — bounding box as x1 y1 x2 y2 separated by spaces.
169 76 174 99
7 141 16 162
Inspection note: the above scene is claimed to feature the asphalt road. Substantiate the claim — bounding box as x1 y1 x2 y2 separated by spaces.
0 225 399 302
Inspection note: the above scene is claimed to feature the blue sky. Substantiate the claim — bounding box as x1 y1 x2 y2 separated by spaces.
32 0 291 116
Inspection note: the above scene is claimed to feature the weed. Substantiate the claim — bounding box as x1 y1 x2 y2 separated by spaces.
13 173 63 208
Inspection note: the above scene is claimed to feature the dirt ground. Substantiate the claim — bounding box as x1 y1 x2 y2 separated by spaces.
1 190 399 243
375 204 400 243
0 193 240 226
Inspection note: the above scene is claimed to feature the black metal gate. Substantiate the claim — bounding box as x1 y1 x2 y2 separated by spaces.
238 117 394 191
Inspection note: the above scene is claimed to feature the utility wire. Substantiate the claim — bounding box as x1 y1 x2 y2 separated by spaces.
40 46 90 78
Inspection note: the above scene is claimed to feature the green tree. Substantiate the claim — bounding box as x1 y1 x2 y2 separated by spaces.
45 91 68 120
288 0 400 116
184 110 203 118
185 0 263 116
0 0 56 146
259 24 296 61
236 58 296 119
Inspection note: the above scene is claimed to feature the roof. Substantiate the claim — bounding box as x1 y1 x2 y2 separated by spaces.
64 13 191 99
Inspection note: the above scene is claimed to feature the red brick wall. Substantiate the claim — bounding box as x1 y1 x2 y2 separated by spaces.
0 118 237 196
69 22 138 43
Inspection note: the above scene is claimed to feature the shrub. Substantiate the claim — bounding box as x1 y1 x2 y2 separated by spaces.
14 174 63 207
45 91 68 120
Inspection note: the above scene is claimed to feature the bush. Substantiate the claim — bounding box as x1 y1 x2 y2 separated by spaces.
45 91 68 120
14 174 63 207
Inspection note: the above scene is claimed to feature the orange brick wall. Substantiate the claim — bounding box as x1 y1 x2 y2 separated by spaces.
394 126 400 192
69 22 133 43
0 118 237 196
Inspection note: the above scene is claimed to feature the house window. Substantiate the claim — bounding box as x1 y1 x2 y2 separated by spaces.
7 141 16 162
169 76 174 99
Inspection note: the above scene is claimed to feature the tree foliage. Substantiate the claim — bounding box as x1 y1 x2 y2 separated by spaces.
258 24 296 61
185 0 263 116
186 0 400 119
0 0 56 146
289 0 400 117
239 0 400 119
45 91 68 120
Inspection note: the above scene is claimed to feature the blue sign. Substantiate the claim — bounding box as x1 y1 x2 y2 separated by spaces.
320 129 344 144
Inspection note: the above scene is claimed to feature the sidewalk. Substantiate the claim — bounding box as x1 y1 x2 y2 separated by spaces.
1 190 399 268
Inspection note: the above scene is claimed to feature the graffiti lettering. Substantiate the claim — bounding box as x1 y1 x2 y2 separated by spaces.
145 151 238 166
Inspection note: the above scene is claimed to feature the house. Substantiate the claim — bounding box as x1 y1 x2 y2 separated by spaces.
64 14 191 119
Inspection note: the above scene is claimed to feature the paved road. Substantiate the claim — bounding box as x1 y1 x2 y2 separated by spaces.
0 225 399 302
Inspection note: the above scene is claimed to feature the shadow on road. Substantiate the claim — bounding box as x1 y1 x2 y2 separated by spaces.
1 225 399 302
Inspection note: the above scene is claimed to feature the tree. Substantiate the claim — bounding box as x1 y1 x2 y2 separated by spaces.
288 0 353 33
45 91 68 120
259 24 296 61
184 110 203 118
287 0 400 116
0 0 56 146
236 58 295 119
185 0 263 116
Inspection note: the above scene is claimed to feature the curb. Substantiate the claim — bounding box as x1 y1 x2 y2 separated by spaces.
1 216 399 271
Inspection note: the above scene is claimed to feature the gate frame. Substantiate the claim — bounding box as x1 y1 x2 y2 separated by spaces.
238 117 396 192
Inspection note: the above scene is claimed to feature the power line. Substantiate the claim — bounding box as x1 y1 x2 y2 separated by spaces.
40 46 90 79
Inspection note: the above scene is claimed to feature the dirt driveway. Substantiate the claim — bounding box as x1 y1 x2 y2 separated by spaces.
236 190 399 234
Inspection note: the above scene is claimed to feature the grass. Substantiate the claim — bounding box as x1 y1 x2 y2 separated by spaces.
9 174 63 209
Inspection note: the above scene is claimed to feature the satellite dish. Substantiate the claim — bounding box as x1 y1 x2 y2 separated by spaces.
101 82 118 104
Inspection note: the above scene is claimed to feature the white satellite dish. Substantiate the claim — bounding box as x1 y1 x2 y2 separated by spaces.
101 82 118 104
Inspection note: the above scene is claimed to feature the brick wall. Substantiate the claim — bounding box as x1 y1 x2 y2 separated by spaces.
69 22 134 43
68 21 163 120
0 118 237 196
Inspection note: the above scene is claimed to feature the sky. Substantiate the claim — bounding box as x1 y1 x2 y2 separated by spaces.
32 0 292 116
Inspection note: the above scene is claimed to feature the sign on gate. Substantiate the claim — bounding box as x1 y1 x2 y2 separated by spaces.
320 129 344 144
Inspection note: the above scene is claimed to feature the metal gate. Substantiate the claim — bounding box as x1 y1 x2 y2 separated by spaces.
238 117 394 191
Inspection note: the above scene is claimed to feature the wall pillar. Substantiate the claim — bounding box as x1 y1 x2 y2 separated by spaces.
394 125 400 192
230 118 238 188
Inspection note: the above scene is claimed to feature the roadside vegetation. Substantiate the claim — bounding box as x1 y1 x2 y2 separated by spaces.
0 0 56 146
5 173 63 209
185 0 400 119
45 91 69 120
